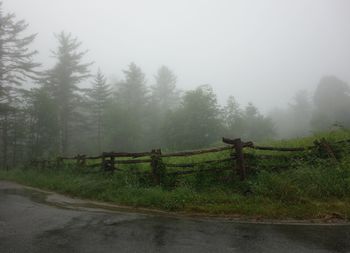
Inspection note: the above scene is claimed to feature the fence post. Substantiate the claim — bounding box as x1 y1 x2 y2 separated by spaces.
314 138 338 164
101 153 106 170
110 155 115 171
101 153 115 172
233 138 246 181
229 145 236 180
151 149 162 185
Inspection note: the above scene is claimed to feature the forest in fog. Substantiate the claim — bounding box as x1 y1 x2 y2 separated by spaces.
1 1 350 168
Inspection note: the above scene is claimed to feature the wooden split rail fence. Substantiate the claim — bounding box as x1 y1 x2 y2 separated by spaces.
30 137 350 184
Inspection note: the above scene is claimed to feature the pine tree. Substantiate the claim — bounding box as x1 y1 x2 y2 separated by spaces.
289 90 312 136
116 62 148 110
107 63 148 151
0 2 40 99
147 66 180 148
223 96 245 138
25 87 59 159
163 85 222 150
0 2 40 168
151 66 180 112
312 76 350 130
44 32 92 155
242 103 275 141
88 69 111 153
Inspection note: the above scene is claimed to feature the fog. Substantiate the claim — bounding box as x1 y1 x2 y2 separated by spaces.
1 0 350 165
6 0 350 111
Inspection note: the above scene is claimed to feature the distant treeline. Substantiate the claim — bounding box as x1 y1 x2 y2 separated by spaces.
0 2 349 168
269 76 350 139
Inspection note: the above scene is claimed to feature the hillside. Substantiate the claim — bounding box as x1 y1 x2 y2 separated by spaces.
1 130 350 221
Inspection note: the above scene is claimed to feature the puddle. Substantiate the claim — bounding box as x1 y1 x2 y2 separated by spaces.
0 188 48 204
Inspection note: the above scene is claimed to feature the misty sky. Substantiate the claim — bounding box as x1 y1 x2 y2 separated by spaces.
4 0 350 112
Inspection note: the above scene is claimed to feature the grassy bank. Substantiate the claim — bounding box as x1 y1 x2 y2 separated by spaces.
1 130 350 221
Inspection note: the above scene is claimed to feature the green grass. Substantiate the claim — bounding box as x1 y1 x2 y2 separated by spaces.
1 129 350 221
261 128 350 147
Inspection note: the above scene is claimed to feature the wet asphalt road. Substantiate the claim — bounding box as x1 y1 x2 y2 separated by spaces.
0 182 350 253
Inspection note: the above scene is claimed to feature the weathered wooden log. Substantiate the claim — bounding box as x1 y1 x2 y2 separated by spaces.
222 137 253 148
160 146 232 158
229 150 236 179
164 158 234 168
164 163 195 168
101 154 115 172
101 153 106 171
233 138 246 181
110 156 116 170
115 159 152 164
223 138 247 180
314 138 338 164
223 137 315 152
103 152 153 158
151 149 162 185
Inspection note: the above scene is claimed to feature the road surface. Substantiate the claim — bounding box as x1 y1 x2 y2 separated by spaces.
0 181 350 253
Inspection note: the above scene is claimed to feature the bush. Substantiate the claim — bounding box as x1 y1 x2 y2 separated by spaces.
252 158 350 201
251 170 302 203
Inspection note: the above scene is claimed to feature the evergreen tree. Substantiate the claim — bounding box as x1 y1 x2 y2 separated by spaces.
1 93 28 167
289 90 312 136
147 66 180 148
25 87 59 159
312 76 350 130
44 32 92 155
87 69 111 153
151 66 180 112
242 103 275 141
106 63 148 151
0 2 40 168
0 2 40 99
223 96 245 138
163 85 222 150
116 62 148 110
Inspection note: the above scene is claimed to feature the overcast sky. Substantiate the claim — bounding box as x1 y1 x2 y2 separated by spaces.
4 0 350 112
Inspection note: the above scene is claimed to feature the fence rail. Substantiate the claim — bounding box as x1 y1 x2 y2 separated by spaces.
29 137 350 184
160 146 232 157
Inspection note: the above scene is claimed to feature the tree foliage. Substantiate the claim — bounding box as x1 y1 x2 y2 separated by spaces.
0 1 40 99
87 69 111 153
0 2 309 168
43 32 92 155
163 85 222 150
312 76 350 130
0 2 40 167
151 66 180 112
105 63 148 151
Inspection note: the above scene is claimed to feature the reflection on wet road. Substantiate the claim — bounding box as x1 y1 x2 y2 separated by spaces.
0 181 349 253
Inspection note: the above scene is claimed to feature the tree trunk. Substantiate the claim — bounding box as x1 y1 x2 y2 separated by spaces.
97 111 101 154
2 111 8 169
